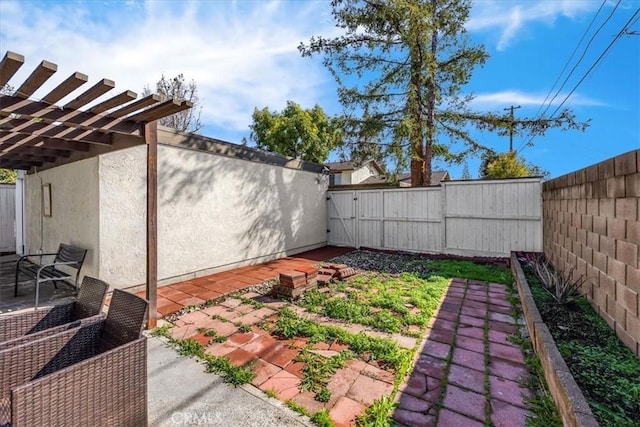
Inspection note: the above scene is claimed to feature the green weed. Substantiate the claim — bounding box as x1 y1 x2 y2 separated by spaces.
150 323 172 338
355 395 396 426
285 400 310 417
264 388 278 399
203 354 255 386
310 409 334 427
174 339 205 358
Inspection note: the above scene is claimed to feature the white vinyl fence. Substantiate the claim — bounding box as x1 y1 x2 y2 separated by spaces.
327 178 542 257
0 184 16 253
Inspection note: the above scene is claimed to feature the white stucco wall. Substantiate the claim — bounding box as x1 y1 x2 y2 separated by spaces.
24 158 100 280
98 143 328 288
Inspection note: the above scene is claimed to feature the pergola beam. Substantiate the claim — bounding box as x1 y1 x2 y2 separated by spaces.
14 60 57 99
64 78 115 110
89 90 137 114
0 51 24 87
41 72 89 104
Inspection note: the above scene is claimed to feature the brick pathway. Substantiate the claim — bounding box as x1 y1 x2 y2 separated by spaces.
140 246 353 316
395 278 532 426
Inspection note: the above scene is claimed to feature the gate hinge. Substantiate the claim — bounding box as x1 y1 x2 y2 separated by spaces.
327 229 331 232
326 197 331 200
354 197 358 200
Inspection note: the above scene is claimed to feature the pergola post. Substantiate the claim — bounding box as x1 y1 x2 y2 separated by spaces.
145 121 158 329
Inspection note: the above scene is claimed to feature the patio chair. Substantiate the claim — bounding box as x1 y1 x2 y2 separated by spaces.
14 244 88 309
0 289 148 427
0 276 109 349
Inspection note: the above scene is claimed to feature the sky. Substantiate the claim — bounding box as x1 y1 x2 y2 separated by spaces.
0 0 638 179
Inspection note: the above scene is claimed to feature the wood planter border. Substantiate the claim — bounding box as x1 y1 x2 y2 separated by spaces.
510 252 599 427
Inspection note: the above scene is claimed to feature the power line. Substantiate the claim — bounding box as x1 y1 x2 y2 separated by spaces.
536 0 621 120
518 7 640 154
546 7 640 119
531 0 608 120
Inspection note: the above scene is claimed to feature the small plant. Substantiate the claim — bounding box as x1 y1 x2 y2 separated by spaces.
150 323 172 338
285 400 310 417
531 256 588 304
310 409 334 427
356 395 396 426
204 355 255 386
174 339 205 357
264 388 278 399
316 387 331 403
236 323 251 333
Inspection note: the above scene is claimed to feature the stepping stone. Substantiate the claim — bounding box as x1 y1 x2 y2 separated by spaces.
329 396 365 426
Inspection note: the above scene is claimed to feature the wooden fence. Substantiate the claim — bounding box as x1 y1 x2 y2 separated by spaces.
327 178 542 257
0 184 15 253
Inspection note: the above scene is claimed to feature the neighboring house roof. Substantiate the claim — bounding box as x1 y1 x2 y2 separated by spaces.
334 170 450 187
398 171 450 186
325 159 385 175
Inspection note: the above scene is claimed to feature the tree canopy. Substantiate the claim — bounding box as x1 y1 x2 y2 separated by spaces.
142 74 203 133
480 150 549 179
0 168 16 184
247 101 342 164
300 0 587 186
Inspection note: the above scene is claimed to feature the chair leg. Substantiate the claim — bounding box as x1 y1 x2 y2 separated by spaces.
14 264 20 297
35 278 41 310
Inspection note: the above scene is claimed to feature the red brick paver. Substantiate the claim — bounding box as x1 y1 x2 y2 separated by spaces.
139 246 354 317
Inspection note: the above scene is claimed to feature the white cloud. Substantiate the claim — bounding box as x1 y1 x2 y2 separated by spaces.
468 0 598 51
471 90 606 108
0 0 335 133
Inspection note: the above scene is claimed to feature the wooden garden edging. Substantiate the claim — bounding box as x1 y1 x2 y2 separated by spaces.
510 252 599 427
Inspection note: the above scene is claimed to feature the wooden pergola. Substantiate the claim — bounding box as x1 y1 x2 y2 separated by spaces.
0 50 192 327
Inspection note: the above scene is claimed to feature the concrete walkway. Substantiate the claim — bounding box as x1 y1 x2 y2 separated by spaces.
147 336 313 427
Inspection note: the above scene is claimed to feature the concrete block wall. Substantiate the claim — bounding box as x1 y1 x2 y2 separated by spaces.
542 149 639 356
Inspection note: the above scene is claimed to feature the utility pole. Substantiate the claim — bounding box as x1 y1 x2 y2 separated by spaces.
504 105 521 152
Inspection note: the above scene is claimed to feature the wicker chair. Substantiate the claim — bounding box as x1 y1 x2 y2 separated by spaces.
0 276 109 348
0 289 148 427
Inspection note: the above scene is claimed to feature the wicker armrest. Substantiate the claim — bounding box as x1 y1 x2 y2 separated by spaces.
0 314 106 352
0 276 108 345
9 337 147 427
0 317 104 396
0 303 75 343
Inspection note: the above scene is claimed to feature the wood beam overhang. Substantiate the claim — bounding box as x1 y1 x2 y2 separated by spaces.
0 50 193 171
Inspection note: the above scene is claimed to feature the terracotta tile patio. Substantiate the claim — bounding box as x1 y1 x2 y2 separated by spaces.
151 248 534 426
138 246 353 317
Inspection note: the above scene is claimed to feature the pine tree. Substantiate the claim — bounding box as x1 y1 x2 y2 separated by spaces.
300 0 587 186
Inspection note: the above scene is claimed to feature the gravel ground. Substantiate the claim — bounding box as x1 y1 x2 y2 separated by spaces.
325 249 435 275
